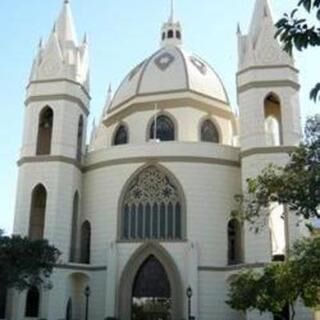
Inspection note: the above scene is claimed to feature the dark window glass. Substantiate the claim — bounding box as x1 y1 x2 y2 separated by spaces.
29 184 47 241
36 106 54 155
77 116 84 161
69 192 79 262
167 203 174 239
138 203 144 239
175 203 182 239
80 221 91 264
162 32 166 40
113 125 128 145
25 287 40 317
201 119 219 143
168 30 174 38
0 288 6 319
66 298 72 320
176 30 181 39
228 219 242 265
160 203 166 239
130 205 137 239
145 203 151 239
152 203 159 239
150 115 175 141
123 205 130 239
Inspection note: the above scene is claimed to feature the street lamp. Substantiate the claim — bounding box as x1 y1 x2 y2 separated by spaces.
84 285 91 320
186 286 193 320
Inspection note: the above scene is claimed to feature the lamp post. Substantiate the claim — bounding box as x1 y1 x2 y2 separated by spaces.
84 285 91 320
186 286 193 320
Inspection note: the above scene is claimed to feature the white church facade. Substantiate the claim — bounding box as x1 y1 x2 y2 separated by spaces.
1 0 314 319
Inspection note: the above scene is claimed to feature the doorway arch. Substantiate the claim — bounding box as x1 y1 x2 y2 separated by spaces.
118 242 183 320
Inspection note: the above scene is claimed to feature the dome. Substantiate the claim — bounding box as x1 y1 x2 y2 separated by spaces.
109 46 229 112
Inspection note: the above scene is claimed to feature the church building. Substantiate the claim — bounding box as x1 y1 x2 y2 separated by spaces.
1 0 314 319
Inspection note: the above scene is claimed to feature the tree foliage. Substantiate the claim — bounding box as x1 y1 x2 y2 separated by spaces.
227 237 320 320
275 0 320 101
233 114 320 229
0 233 60 291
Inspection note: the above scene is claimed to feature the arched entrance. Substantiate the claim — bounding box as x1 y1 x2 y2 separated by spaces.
132 255 171 320
118 242 183 320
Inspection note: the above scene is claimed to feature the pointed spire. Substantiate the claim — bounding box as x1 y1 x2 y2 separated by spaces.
83 32 88 45
237 23 242 36
249 0 272 40
103 83 113 117
56 0 78 44
169 0 175 23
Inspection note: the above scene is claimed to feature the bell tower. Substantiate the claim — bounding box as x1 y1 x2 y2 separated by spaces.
237 0 302 265
13 0 90 261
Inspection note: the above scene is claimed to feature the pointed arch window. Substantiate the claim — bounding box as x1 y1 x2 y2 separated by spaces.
176 30 181 40
25 287 40 318
80 221 91 264
228 219 243 265
150 115 175 141
36 106 54 155
201 119 220 143
29 184 47 240
77 115 84 161
69 192 79 263
264 94 283 146
66 298 72 320
121 166 184 241
168 30 174 38
113 125 128 146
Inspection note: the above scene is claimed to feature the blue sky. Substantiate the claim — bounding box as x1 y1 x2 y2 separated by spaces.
0 0 318 234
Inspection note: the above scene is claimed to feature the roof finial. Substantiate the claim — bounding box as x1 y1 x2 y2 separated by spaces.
169 0 175 23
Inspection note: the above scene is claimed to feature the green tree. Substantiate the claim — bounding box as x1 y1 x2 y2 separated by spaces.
0 232 60 291
233 114 320 229
227 237 320 320
275 0 320 101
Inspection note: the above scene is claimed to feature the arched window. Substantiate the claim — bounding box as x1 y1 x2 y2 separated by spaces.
228 219 243 265
25 287 40 318
162 32 166 40
69 192 79 263
168 30 174 38
66 298 72 320
36 106 54 155
176 30 181 39
113 125 128 145
201 119 220 143
77 116 84 161
80 221 91 264
29 184 47 240
0 288 6 319
264 94 282 146
121 166 184 241
150 115 175 141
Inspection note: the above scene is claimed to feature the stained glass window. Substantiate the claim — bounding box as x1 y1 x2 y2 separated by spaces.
201 119 219 143
150 116 175 141
113 125 128 145
121 166 184 241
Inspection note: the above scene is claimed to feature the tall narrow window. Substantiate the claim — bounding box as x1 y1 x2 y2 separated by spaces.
264 94 282 146
25 287 40 318
113 125 128 145
228 219 243 265
77 116 84 161
69 192 79 263
121 166 184 241
80 221 91 264
66 298 72 320
201 119 220 143
36 106 54 155
0 288 6 319
29 184 47 240
150 115 175 141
